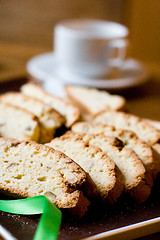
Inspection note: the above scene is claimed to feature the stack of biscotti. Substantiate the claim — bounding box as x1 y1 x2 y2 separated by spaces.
64 85 126 120
0 92 65 143
72 122 159 182
48 131 152 203
47 133 124 204
1 83 159 217
92 111 160 180
21 82 80 127
0 137 90 217
93 110 160 155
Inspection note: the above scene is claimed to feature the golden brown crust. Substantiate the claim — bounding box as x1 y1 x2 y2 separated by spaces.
65 85 126 117
21 82 80 127
72 121 157 181
153 143 160 154
0 137 87 187
65 131 151 203
0 137 87 188
0 91 65 125
0 137 90 217
49 132 124 204
65 87 94 116
0 92 66 143
0 100 39 121
128 179 151 204
28 140 87 187
152 143 160 177
0 183 89 217
0 102 40 141
68 191 90 218
143 118 160 131
93 110 160 145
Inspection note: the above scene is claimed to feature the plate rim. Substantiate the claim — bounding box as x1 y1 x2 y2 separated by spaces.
81 217 160 240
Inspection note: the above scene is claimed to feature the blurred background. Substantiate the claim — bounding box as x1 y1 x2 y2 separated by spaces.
0 0 160 82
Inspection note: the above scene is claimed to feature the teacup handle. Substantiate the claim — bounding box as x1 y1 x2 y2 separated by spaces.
107 39 128 67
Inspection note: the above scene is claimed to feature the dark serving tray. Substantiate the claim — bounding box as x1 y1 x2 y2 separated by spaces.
0 78 160 240
0 176 160 240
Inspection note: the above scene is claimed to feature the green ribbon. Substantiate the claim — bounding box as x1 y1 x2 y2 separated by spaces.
0 196 62 240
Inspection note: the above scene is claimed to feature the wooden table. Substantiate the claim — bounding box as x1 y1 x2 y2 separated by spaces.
0 41 160 240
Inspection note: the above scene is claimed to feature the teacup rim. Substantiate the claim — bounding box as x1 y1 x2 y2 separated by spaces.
55 18 129 39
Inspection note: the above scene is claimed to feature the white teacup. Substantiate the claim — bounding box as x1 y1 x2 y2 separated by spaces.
54 19 129 78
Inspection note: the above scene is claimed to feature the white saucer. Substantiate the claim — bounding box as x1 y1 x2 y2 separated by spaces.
27 52 149 97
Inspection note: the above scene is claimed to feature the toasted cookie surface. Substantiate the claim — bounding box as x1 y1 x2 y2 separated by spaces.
47 133 124 204
0 92 65 143
65 131 151 203
72 121 160 180
93 110 160 145
0 138 89 217
0 102 40 141
65 85 126 114
144 118 160 130
21 82 80 127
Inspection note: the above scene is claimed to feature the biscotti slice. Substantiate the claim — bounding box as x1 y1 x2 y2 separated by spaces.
93 110 160 146
21 82 80 127
144 118 160 130
47 135 124 204
72 122 159 181
145 119 160 158
0 138 89 217
93 111 160 174
65 85 126 120
0 92 65 143
65 131 151 203
152 143 160 158
0 102 40 141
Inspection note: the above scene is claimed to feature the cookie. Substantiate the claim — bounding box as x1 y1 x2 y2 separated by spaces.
72 121 159 180
0 92 65 143
93 110 160 145
0 138 89 217
0 102 40 141
21 82 80 127
47 133 124 204
65 131 151 203
65 85 126 120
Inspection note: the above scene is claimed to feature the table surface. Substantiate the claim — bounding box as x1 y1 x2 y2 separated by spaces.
0 41 160 240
